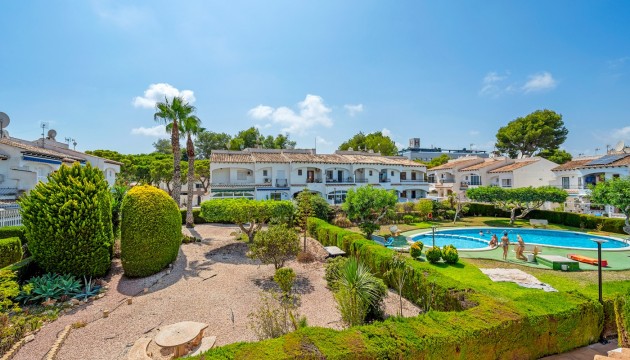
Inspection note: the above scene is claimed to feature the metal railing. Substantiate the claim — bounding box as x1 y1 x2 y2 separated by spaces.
0 208 21 227
275 179 288 187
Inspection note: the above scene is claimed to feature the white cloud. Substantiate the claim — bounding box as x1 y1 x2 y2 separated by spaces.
522 72 557 93
316 136 332 146
479 71 509 97
344 104 364 117
395 142 404 149
247 94 333 135
382 128 393 137
611 126 630 142
469 130 480 136
131 125 168 137
132 83 196 109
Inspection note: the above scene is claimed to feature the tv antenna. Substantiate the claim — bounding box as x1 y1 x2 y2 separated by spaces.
40 122 49 146
65 137 78 150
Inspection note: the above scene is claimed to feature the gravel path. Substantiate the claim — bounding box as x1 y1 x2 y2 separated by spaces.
14 224 420 360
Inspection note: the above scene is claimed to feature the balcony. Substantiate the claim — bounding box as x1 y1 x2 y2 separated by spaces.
326 177 355 184
306 178 323 184
400 179 428 184
439 179 455 183
275 179 288 187
355 178 369 183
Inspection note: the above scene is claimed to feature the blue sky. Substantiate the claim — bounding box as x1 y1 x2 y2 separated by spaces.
1 1 629 156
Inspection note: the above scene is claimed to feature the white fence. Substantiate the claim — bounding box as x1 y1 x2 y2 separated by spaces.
0 208 22 227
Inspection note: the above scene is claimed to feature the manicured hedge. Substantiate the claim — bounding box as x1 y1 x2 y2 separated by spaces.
0 237 22 268
190 219 608 360
0 226 26 245
121 185 182 277
180 209 208 225
18 163 113 277
527 209 626 234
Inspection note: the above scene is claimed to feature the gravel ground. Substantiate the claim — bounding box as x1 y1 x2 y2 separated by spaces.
14 224 419 360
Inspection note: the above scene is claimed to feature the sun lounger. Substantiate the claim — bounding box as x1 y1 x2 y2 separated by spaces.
567 254 608 267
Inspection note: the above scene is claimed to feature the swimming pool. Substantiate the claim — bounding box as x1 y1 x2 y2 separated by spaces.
410 228 630 250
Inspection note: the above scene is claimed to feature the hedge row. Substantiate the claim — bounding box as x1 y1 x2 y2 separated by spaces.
0 226 26 245
527 209 626 234
180 209 208 225
191 220 604 359
464 203 513 217
307 217 465 312
0 237 22 268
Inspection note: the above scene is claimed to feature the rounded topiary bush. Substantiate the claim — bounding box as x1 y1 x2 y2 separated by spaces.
0 237 22 268
19 163 113 277
425 246 442 264
442 244 459 264
121 185 181 277
410 241 423 259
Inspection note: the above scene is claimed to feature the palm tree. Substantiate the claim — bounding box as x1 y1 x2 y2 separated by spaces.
176 115 203 228
154 97 197 206
335 258 385 327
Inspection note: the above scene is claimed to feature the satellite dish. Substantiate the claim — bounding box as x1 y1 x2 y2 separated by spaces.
0 113 9 139
614 141 625 152
47 129 57 141
0 113 10 128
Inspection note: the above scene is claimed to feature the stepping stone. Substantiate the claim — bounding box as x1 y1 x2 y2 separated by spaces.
189 336 217 357
127 337 152 360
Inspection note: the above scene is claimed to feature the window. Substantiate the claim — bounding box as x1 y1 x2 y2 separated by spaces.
501 179 512 187
298 169 303 176
270 192 282 201
236 170 247 180
263 170 268 176
369 170 373 176
578 177 582 188
400 172 407 180
470 175 481 185
391 171 394 176
561 177 570 189
195 183 202 189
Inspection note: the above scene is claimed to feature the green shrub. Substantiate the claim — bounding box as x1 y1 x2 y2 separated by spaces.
614 289 630 347
19 163 113 277
410 241 423 259
0 226 26 244
274 268 296 295
111 185 127 237
324 257 348 291
442 244 459 264
334 258 387 327
249 224 299 269
425 246 442 264
0 269 20 312
0 237 22 268
180 208 208 225
311 195 333 221
121 185 182 277
402 215 414 224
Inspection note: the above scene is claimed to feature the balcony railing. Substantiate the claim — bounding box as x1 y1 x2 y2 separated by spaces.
401 179 427 184
461 181 482 187
439 179 455 183
379 178 391 183
306 178 323 183
275 179 288 187
326 177 355 184
355 178 369 183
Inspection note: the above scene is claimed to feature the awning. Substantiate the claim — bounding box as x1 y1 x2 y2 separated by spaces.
210 188 255 193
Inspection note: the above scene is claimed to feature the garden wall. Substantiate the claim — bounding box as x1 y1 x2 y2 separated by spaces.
191 219 604 360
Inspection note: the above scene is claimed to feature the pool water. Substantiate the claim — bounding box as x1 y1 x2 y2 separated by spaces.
411 228 629 250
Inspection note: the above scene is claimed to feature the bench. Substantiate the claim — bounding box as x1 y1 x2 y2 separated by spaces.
529 219 548 228
189 336 217 357
323 246 346 258
127 337 152 360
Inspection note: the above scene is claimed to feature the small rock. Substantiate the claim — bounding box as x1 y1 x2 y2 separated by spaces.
70 298 81 306
96 293 105 299
166 270 171 275
24 335 35 343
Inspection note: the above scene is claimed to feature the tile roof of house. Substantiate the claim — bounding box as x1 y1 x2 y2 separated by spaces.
551 158 598 171
0 138 84 162
488 160 537 173
429 157 483 171
45 144 124 166
211 150 425 167
458 159 508 171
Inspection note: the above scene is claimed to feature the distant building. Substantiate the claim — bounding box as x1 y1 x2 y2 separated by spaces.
0 115 121 202
398 138 489 162
210 148 429 204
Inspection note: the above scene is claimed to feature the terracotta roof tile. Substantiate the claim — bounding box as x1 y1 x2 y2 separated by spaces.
488 160 537 173
211 151 254 163
551 158 597 171
430 158 483 171
459 159 508 171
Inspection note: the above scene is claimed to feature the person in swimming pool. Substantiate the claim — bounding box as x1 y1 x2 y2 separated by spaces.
489 234 499 248
516 234 527 261
500 232 510 261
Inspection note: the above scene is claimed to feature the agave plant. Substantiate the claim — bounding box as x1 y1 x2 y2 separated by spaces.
17 273 82 303
73 276 102 301
334 258 386 327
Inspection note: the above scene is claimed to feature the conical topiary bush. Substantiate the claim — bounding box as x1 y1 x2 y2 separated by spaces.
19 162 113 277
121 185 181 277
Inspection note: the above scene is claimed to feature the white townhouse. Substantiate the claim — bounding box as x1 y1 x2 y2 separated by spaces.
485 157 558 189
551 153 630 217
209 148 429 204
428 156 559 199
0 132 121 201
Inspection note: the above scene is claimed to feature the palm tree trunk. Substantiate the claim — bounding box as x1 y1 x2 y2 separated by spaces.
186 134 195 228
171 120 181 207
